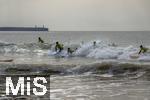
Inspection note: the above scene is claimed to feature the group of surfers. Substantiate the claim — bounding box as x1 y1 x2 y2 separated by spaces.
38 37 149 55
38 37 75 54
0 37 147 62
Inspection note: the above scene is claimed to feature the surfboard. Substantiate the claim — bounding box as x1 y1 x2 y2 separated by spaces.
0 59 13 62
53 52 65 57
130 53 140 59
38 43 52 49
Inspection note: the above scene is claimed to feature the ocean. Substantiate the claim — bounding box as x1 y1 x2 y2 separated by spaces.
0 31 150 100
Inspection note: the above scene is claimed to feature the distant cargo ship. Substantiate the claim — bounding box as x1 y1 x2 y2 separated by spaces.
0 26 49 31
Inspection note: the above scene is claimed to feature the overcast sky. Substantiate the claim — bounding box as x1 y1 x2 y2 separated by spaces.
0 0 150 31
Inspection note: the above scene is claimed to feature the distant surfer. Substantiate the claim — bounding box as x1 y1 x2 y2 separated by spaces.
108 43 117 47
55 42 64 52
38 37 44 43
138 45 149 54
93 41 96 47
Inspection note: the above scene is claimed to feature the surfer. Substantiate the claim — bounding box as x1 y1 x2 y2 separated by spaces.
138 45 148 54
108 43 117 47
38 37 44 43
93 41 96 47
67 48 74 54
55 42 64 52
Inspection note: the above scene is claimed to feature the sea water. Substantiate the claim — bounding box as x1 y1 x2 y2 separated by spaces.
0 31 150 100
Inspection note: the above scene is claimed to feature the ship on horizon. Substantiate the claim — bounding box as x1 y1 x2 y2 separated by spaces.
0 26 49 31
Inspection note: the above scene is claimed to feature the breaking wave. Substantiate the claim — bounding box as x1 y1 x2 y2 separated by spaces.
0 40 150 61
48 40 150 61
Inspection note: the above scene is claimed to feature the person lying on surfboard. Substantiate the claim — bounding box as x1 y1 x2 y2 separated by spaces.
55 41 64 53
138 45 149 54
38 37 44 43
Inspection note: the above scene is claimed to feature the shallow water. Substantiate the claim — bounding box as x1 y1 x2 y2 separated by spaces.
0 57 150 100
50 75 150 100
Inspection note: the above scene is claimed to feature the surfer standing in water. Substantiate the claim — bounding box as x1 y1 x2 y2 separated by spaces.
93 41 96 47
38 37 44 43
55 42 64 52
138 45 149 54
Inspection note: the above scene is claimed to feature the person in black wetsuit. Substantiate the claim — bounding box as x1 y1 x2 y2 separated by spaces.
38 37 44 43
93 41 96 47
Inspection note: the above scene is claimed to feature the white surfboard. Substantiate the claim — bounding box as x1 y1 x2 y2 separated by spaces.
130 53 140 59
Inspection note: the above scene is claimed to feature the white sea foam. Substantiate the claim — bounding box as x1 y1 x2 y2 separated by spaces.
47 40 150 61
74 41 140 60
1 40 150 61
